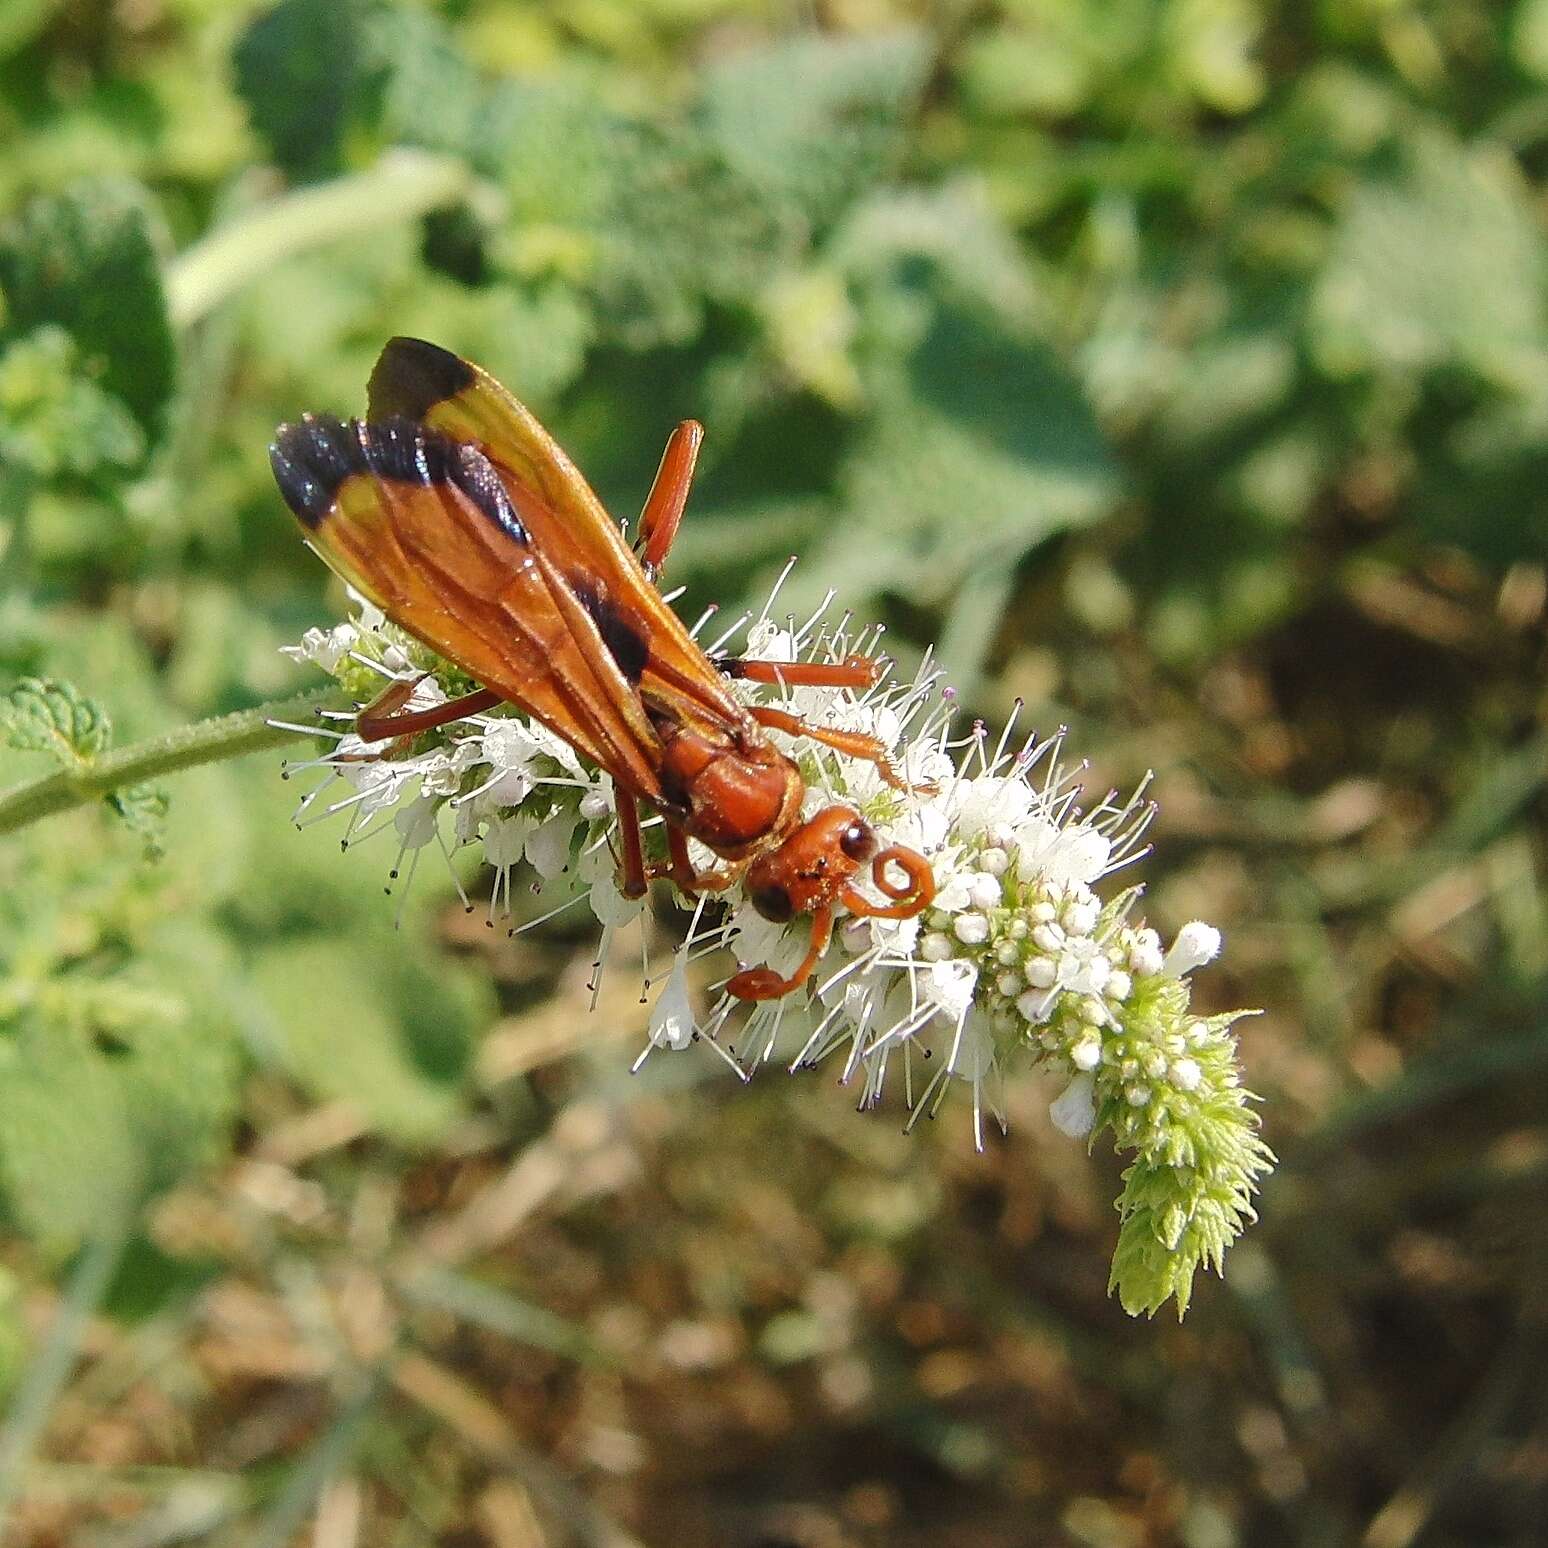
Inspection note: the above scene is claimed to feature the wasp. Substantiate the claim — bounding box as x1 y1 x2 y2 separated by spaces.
271 338 935 999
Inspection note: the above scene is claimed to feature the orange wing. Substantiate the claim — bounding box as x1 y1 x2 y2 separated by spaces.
269 412 670 801
364 337 752 737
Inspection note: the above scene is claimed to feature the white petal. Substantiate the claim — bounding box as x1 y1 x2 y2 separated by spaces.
526 722 584 775
1016 985 1058 1024
1015 819 1111 887
482 766 535 806
282 621 358 672
482 720 540 771
1059 939 1112 996
394 795 440 849
745 620 797 661
648 954 697 1051
345 761 402 818
483 814 531 868
956 776 1037 841
949 1009 996 1081
952 912 990 946
525 812 575 878
1049 1072 1097 1138
1070 1035 1102 1071
883 804 951 861
1129 929 1165 978
1163 921 1222 977
591 875 642 927
1054 826 1113 884
729 903 807 972
858 910 920 956
924 957 978 1019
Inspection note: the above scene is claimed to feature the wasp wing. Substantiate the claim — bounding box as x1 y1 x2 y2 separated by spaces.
366 337 750 739
269 413 667 801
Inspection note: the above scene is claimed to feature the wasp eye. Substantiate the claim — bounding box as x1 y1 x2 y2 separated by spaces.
839 819 876 862
750 882 795 923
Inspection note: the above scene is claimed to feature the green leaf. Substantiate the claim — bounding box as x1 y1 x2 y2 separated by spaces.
0 1019 141 1252
1513 0 1548 79
592 122 783 348
106 782 170 859
0 326 145 481
0 180 175 444
476 78 618 229
0 927 244 1253
233 0 366 180
111 927 246 1192
249 939 472 1143
361 4 482 159
1 676 111 766
0 0 63 60
1310 130 1548 383
698 30 932 233
830 182 1040 328
480 83 781 348
825 304 1120 608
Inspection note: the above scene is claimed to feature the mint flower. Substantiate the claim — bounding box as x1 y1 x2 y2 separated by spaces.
277 580 1272 1317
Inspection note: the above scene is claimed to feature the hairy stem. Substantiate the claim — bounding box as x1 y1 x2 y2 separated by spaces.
0 688 339 837
165 151 476 329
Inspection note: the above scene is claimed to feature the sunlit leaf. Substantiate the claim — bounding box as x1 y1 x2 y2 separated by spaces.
0 325 144 480
233 0 366 180
1311 130 1548 382
1 675 111 766
825 305 1120 606
0 179 175 443
107 782 171 859
699 30 931 233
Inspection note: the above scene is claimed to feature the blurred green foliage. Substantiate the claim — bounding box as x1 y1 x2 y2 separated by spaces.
2 1 1547 1542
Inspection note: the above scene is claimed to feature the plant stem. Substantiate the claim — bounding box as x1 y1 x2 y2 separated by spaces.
164 151 475 330
0 688 339 838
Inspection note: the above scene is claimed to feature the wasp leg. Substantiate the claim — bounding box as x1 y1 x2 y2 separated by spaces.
614 797 741 900
637 419 704 581
665 824 741 895
841 846 936 920
748 704 935 796
356 677 503 744
728 904 834 1001
614 787 652 899
716 653 880 690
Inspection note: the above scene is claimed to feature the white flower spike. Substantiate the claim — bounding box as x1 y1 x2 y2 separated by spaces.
279 572 1272 1318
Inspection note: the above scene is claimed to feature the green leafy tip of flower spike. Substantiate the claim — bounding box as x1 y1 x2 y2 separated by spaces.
2 676 171 856
1093 995 1276 1319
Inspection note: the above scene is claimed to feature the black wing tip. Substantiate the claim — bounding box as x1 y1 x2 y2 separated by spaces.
269 412 528 546
368 336 476 421
270 416 356 529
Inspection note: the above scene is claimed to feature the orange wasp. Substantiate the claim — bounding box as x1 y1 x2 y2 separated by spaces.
271 338 935 1000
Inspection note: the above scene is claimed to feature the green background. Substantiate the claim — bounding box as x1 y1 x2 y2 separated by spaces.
1 1 1546 1543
